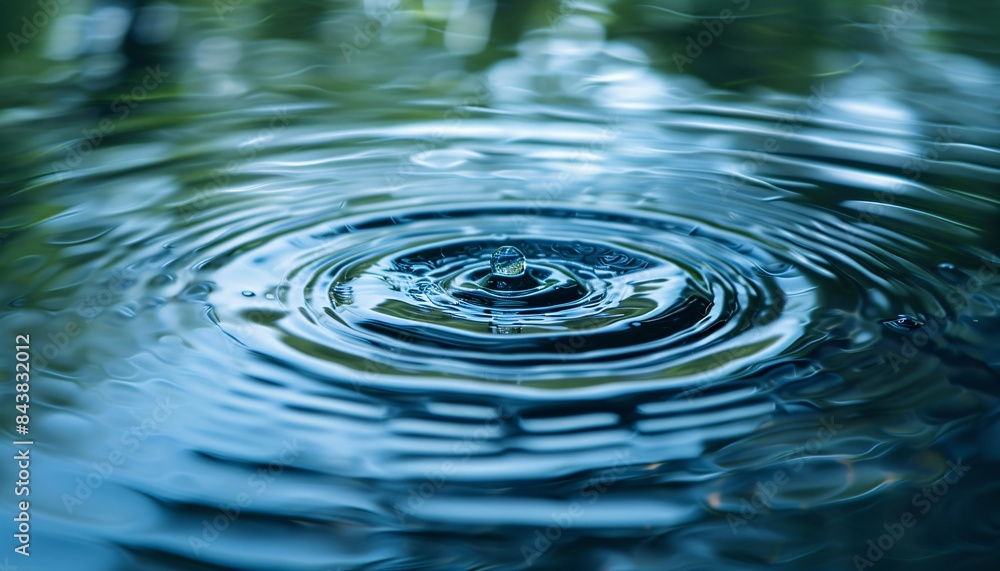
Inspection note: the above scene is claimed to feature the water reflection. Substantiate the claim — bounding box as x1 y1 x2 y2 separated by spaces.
0 1 999 570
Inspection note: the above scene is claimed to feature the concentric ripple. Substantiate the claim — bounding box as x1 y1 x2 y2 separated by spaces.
210 204 816 389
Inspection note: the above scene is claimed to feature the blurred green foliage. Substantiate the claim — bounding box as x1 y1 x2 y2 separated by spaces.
1 0 998 96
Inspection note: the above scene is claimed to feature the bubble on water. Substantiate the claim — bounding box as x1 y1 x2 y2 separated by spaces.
241 290 255 297
491 246 527 277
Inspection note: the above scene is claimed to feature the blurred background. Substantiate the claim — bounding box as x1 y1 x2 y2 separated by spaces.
2 0 1000 93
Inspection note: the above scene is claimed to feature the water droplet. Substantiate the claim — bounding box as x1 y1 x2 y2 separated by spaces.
241 290 255 297
491 246 526 277
936 262 963 284
884 314 924 331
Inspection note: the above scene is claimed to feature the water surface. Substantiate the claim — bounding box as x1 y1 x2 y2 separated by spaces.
1 1 999 570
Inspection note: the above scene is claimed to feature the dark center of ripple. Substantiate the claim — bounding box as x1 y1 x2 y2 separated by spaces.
325 237 718 363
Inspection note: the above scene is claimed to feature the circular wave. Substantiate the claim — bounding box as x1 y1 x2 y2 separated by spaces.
211 204 817 390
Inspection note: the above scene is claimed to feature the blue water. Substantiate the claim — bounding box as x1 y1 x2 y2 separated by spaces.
1 1 999 570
